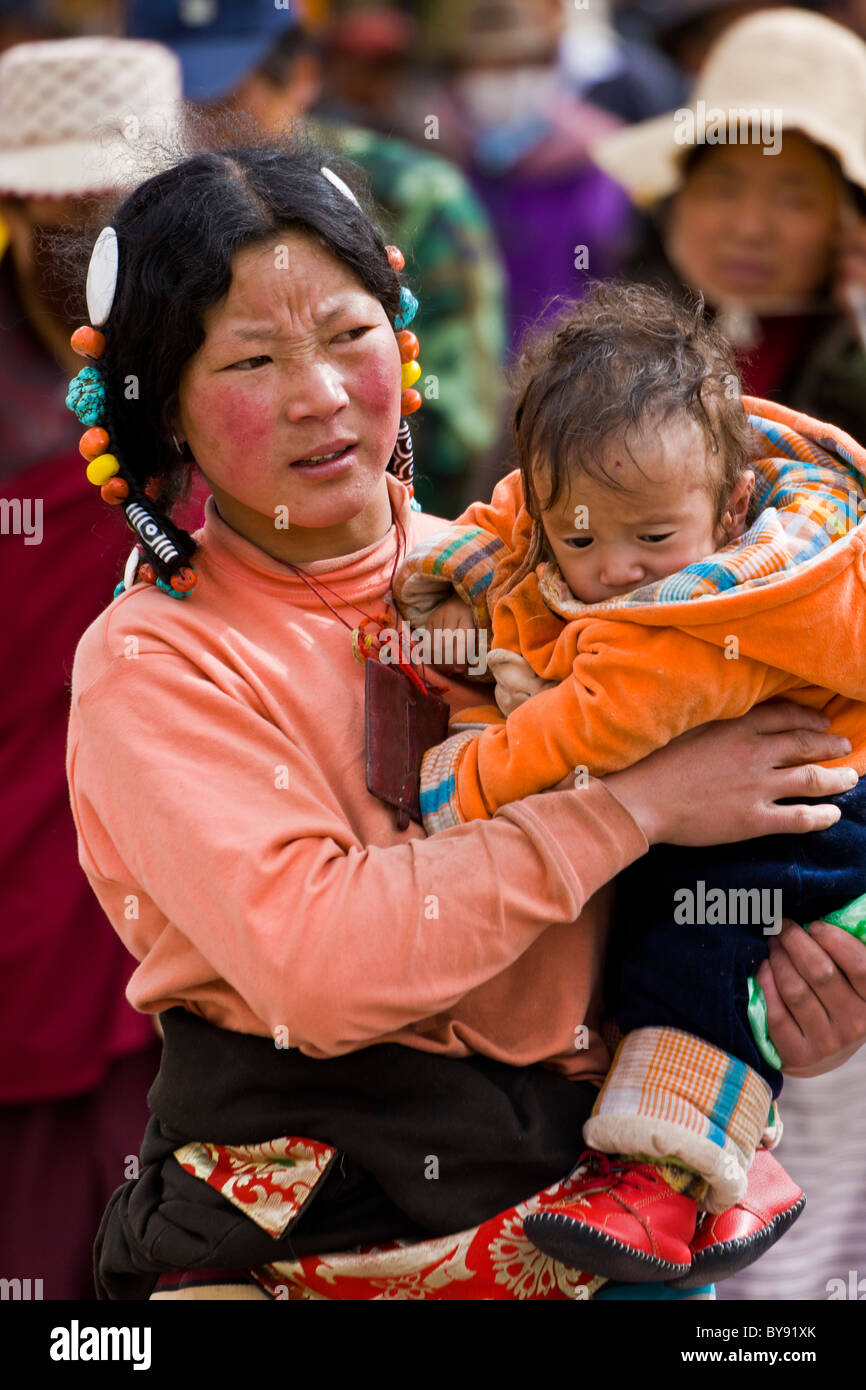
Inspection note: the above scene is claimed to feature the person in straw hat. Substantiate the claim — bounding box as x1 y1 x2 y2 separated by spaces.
0 35 182 372
0 36 186 1300
593 7 866 446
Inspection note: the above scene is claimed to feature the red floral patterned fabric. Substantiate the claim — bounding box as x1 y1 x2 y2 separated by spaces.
174 1136 339 1238
174 1136 603 1301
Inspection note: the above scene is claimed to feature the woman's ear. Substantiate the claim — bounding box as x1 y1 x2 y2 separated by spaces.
723 469 755 540
163 394 189 456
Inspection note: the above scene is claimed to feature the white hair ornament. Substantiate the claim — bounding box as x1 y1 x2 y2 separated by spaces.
85 225 119 326
320 166 361 208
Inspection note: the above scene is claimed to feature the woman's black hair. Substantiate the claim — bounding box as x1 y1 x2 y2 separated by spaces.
79 122 402 585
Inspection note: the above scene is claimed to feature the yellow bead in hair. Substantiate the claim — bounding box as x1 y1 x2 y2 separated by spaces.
401 359 421 390
86 453 120 485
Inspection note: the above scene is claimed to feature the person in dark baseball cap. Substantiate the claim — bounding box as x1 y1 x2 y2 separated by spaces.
126 0 298 101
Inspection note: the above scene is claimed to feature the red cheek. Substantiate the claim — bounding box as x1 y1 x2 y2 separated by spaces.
199 383 271 448
353 346 401 410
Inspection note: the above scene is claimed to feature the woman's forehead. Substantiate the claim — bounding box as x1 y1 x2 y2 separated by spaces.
683 131 842 188
201 231 376 340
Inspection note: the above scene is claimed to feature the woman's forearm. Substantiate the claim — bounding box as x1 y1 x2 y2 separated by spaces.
68 641 857 1059
68 652 647 1053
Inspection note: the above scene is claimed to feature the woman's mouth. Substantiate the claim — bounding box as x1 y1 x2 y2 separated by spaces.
716 260 775 290
289 443 357 478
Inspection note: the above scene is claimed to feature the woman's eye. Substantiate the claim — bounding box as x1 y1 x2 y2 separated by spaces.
639 533 674 544
332 326 373 344
693 177 738 203
777 191 818 213
565 537 593 549
229 356 271 370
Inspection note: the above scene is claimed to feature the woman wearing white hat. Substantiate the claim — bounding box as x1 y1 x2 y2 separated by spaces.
594 7 866 445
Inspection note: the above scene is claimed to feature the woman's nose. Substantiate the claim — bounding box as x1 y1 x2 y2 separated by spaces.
283 362 350 422
728 189 771 241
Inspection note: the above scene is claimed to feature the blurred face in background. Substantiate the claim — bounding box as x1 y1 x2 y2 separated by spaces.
449 0 563 127
0 194 96 370
0 196 91 316
665 132 846 311
224 53 320 133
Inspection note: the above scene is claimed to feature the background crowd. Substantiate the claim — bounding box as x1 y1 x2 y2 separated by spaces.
2 0 865 1301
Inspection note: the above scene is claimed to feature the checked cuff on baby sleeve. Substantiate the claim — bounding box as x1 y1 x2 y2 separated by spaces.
583 1027 775 1213
419 731 478 833
392 525 507 630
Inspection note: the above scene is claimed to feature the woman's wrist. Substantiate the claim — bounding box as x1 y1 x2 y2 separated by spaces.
600 765 662 845
597 705 857 851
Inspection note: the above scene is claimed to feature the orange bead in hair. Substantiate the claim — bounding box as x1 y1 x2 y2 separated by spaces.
170 567 197 594
70 326 106 359
385 245 405 272
100 477 129 505
79 426 110 460
396 330 419 362
401 388 422 415
138 563 157 585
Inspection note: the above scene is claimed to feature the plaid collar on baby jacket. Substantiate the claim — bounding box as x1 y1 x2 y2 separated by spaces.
540 411 866 620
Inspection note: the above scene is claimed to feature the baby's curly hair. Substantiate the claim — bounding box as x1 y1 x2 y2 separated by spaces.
511 280 761 578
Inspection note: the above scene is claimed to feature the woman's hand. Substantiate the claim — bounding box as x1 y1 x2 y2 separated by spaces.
757 920 866 1076
602 700 857 847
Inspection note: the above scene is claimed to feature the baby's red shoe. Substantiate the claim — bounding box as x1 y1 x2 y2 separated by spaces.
524 1152 697 1282
667 1148 805 1289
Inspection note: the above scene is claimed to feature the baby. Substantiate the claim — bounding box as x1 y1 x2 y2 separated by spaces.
394 281 866 1286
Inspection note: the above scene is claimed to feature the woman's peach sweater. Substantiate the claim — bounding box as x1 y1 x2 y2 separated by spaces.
66 477 648 1083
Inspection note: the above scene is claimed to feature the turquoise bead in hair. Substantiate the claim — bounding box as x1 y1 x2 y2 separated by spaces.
394 286 419 331
65 365 106 427
155 577 189 600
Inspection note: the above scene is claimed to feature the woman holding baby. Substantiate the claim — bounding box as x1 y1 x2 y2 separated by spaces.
64 131 866 1300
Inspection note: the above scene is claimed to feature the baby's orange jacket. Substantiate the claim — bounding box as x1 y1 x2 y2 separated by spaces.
394 398 866 830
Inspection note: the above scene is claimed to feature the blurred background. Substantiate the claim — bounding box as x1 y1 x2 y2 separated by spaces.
1 0 865 1302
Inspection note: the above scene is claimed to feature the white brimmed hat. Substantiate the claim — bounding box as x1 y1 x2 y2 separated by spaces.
0 37 183 199
592 9 866 208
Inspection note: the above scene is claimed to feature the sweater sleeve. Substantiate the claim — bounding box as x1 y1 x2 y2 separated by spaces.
421 620 796 826
392 471 529 629
67 647 648 1056
455 469 529 546
392 523 508 630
